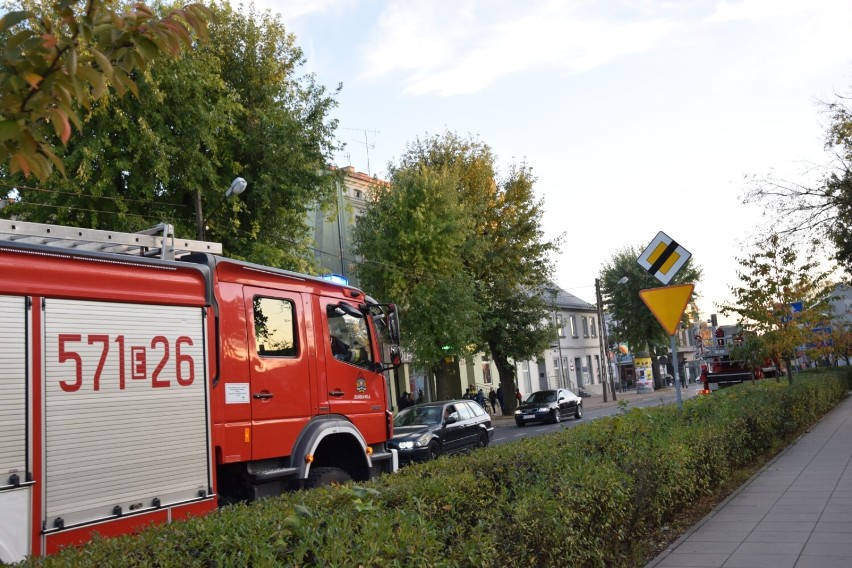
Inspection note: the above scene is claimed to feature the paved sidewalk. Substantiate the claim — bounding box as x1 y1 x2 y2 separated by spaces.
647 394 852 568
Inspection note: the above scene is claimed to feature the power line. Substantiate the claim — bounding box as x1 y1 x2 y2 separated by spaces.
0 181 193 209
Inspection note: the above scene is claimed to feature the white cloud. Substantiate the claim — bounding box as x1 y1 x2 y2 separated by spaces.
359 1 675 96
705 0 808 23
250 0 350 20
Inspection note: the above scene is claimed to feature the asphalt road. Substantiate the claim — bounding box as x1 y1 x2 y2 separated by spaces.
489 387 702 446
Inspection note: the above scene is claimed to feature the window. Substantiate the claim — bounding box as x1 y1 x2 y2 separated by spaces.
253 297 297 357
327 303 374 368
582 317 589 338
466 401 486 417
595 355 601 381
556 314 565 337
456 403 474 420
553 358 561 381
591 317 597 338
569 315 577 338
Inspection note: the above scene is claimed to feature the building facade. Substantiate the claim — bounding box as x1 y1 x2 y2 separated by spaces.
514 287 605 398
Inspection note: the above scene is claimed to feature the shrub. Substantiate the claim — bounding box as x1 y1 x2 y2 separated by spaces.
27 373 847 568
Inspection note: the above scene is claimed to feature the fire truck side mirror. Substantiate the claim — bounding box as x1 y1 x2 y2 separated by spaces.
387 304 400 344
377 346 402 372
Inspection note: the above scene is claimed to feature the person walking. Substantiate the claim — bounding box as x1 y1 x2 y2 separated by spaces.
496 386 504 412
514 389 522 410
488 388 498 414
475 388 486 410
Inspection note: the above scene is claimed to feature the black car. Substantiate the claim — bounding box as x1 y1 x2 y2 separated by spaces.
515 388 583 426
389 400 494 464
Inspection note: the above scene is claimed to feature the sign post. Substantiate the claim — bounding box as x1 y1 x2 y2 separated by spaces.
637 231 694 411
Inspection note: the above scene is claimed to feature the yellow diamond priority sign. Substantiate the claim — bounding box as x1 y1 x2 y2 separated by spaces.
639 284 695 336
637 231 691 285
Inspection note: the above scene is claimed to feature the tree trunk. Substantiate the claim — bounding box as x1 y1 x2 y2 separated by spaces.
649 343 663 390
432 356 464 400
784 355 794 385
492 349 518 416
772 356 782 383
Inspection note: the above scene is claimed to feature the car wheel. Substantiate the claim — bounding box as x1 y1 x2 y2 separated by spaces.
574 402 583 419
552 408 561 424
428 440 442 460
305 467 352 488
477 430 489 448
515 419 525 427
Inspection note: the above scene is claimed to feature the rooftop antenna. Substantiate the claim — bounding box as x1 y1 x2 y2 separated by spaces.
340 127 379 176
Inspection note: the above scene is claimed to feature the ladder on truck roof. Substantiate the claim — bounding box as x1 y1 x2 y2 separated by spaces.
0 219 222 260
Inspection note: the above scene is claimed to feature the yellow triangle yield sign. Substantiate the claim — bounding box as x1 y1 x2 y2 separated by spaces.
639 283 694 336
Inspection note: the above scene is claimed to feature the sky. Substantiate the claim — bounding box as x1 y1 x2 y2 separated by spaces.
251 0 851 322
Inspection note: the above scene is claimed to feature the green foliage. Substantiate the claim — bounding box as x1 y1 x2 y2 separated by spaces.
355 131 558 401
353 162 481 370
2 1 340 270
27 372 847 568
0 0 210 179
720 233 835 380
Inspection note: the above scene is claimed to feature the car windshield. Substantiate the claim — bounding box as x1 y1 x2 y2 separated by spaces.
394 406 442 426
526 391 557 403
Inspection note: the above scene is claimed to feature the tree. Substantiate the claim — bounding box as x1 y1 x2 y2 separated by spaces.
0 0 210 179
352 163 481 400
744 88 852 273
599 245 702 389
2 2 341 270
354 132 558 411
720 233 835 383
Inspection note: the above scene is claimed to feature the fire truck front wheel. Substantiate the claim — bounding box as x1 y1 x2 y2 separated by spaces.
305 466 353 488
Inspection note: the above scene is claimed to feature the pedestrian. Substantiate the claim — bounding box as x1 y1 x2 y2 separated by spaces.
416 389 424 404
496 386 504 412
488 388 498 413
475 388 486 410
515 389 522 410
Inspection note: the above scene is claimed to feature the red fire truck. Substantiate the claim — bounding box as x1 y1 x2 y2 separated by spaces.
699 325 773 392
0 220 401 562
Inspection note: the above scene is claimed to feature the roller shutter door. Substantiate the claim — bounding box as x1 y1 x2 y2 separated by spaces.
0 295 27 490
43 299 209 529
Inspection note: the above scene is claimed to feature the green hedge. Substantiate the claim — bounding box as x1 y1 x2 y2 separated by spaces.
26 371 849 568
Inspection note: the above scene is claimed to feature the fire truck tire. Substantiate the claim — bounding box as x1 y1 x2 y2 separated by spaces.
305 467 352 488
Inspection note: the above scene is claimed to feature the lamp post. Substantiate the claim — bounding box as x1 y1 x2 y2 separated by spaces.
196 177 248 240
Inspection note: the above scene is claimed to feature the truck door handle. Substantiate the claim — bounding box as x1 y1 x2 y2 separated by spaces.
329 390 345 397
253 393 273 400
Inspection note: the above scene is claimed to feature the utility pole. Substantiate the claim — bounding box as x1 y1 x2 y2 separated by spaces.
596 278 616 402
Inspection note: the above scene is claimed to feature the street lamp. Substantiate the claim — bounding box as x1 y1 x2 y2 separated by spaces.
196 177 248 240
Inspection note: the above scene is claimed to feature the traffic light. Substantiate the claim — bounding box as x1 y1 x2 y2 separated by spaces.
710 314 717 327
